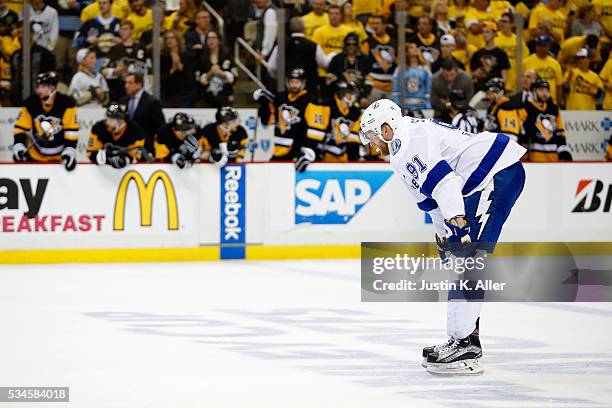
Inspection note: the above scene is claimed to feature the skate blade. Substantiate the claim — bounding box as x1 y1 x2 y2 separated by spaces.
421 357 432 368
426 359 484 376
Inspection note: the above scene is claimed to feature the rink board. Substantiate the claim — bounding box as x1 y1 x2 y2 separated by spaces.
0 161 610 263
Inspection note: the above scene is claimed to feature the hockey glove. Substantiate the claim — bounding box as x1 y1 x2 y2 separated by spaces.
436 234 451 263
210 142 229 168
295 147 315 173
61 147 77 171
558 150 573 161
171 152 191 169
107 154 129 169
444 216 474 257
253 88 274 103
178 134 202 160
12 143 27 162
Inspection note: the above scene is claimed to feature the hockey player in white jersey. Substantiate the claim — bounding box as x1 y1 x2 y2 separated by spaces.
359 99 526 375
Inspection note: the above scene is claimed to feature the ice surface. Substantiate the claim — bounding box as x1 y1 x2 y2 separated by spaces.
0 259 611 407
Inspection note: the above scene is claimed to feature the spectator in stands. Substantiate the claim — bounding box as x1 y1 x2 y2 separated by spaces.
526 18 560 58
470 21 510 92
431 34 464 74
450 28 475 73
312 4 351 57
125 0 152 43
352 0 377 26
388 0 412 40
557 34 601 72
0 0 17 36
75 0 121 58
194 29 237 108
522 35 563 102
160 29 193 107
252 0 277 62
363 14 397 102
302 0 327 40
267 16 333 96
341 2 367 44
27 0 59 52
327 32 371 107
508 69 536 106
103 20 151 101
431 0 453 36
431 60 473 121
448 0 471 29
528 0 565 43
80 0 129 23
571 4 604 38
47 0 87 84
411 16 440 65
9 23 56 105
184 9 212 55
495 12 528 94
120 72 164 153
600 56 612 111
68 48 109 107
164 0 196 35
563 48 604 111
593 0 612 39
392 42 432 111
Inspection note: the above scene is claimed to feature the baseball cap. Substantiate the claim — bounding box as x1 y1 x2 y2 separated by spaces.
76 48 93 64
575 47 590 58
536 35 552 45
440 34 455 45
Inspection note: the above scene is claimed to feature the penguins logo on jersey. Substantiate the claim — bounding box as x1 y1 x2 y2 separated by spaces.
34 115 63 140
278 104 301 134
535 113 557 141
372 45 396 71
332 117 353 144
407 77 421 93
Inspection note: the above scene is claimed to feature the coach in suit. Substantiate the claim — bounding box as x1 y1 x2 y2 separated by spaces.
121 72 165 155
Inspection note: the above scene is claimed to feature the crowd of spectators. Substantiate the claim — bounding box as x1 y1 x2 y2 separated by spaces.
0 0 610 112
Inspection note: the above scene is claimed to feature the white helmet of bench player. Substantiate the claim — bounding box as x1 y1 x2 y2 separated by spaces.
359 99 402 145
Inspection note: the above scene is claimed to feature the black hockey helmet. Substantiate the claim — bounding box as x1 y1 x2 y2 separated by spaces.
216 106 239 124
35 71 59 87
531 76 550 90
406 108 425 118
485 77 505 93
172 112 196 131
335 81 358 98
288 67 306 81
449 88 468 109
106 103 128 120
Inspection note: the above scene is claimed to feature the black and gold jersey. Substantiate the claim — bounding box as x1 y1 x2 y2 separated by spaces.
87 119 147 163
154 122 192 162
484 96 522 141
259 89 330 160
321 96 362 162
13 93 79 162
362 33 397 92
518 98 567 162
200 123 248 163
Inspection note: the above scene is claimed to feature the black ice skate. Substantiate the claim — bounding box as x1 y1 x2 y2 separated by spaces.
421 337 454 368
425 328 483 375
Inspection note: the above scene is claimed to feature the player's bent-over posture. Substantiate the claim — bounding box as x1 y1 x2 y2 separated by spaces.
359 99 527 375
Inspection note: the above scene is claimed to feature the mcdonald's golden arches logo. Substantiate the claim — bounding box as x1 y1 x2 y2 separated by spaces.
114 170 179 231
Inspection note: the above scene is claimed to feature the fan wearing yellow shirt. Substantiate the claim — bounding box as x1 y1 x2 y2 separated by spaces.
451 28 477 73
522 35 563 102
164 0 196 34
341 2 367 44
599 56 612 110
80 0 129 22
557 35 601 72
464 0 504 50
528 0 565 43
592 0 612 38
448 0 473 28
302 0 328 40
495 12 529 92
312 5 353 57
125 0 153 42
563 48 604 110
352 0 381 23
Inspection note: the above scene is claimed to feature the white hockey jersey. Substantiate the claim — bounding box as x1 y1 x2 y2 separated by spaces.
389 117 526 236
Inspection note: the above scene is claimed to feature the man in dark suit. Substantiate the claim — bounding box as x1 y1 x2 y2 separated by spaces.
184 9 212 55
121 72 165 155
508 69 536 108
